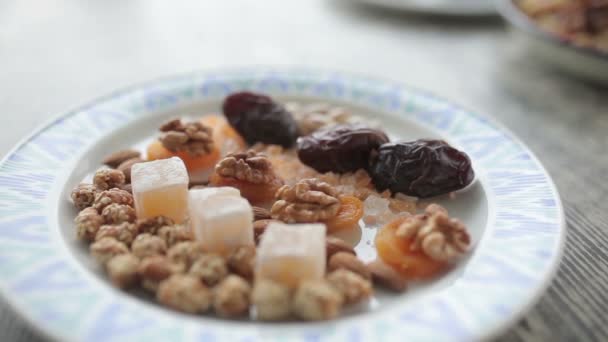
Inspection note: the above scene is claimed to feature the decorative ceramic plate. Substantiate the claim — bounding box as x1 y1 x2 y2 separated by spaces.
0 68 564 341
356 0 497 16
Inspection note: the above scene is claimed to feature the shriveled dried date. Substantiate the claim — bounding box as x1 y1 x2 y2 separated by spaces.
297 124 389 173
369 139 474 198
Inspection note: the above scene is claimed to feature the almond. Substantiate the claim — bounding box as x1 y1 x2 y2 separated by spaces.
366 259 407 292
326 236 355 260
328 252 370 280
252 206 271 221
117 157 144 182
253 219 280 245
103 149 141 168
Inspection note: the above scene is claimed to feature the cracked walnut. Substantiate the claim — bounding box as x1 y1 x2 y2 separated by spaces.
271 178 340 223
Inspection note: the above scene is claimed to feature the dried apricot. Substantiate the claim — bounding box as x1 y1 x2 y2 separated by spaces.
147 140 220 172
200 115 247 154
375 217 447 280
323 196 364 233
209 172 282 205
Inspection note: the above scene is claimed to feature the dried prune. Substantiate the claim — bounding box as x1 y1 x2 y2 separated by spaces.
297 124 389 173
223 91 299 148
369 139 474 198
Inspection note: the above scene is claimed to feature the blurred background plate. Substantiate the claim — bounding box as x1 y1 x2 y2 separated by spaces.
355 0 497 16
497 0 608 84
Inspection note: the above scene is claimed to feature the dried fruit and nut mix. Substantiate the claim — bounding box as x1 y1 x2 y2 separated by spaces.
69 90 475 321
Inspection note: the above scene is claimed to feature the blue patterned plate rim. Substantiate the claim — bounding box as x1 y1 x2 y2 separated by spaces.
0 68 565 342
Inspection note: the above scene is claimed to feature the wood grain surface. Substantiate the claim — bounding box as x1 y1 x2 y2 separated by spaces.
0 1 606 341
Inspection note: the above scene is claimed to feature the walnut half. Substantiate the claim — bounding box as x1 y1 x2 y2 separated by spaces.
215 150 276 184
395 204 470 262
271 178 340 223
159 119 214 157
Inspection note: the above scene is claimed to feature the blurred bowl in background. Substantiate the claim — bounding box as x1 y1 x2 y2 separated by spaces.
355 0 497 16
497 0 608 84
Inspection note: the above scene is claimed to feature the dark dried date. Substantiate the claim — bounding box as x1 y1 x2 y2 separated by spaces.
297 124 389 173
369 139 474 198
222 91 299 148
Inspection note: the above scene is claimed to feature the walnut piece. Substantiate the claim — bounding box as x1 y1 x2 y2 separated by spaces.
292 280 343 321
157 224 192 247
131 233 167 259
189 254 228 286
103 149 141 168
71 183 98 210
227 245 256 279
326 269 373 304
135 216 175 235
157 274 212 314
271 178 340 223
252 279 291 321
92 188 134 212
213 275 251 318
138 255 180 293
101 203 136 224
95 222 138 246
215 150 277 184
90 237 129 265
93 169 126 191
167 241 205 272
75 207 104 242
106 253 139 289
159 119 214 157
395 204 470 262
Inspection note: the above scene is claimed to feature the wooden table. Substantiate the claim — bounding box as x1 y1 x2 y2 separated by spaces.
1 1 606 340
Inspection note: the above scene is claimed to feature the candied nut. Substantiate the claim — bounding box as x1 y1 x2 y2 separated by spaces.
215 150 277 184
93 169 126 191
292 280 343 321
213 275 252 317
159 119 214 157
106 253 139 289
271 178 340 223
366 259 407 292
157 274 212 314
101 203 136 224
75 207 104 241
157 224 192 247
328 252 371 280
95 222 138 246
93 188 134 213
71 183 98 210
103 149 141 168
252 206 271 221
131 233 167 259
253 219 280 245
326 236 356 260
252 279 291 321
117 157 144 182
395 204 470 262
135 216 174 235
227 245 256 279
326 269 373 304
138 255 180 292
119 183 132 194
90 237 129 265
167 241 205 272
189 254 228 286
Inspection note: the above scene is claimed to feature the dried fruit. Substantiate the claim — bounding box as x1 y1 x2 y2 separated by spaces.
103 149 141 168
297 124 389 173
369 140 474 198
328 252 371 280
223 91 299 147
213 275 251 317
157 274 212 313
